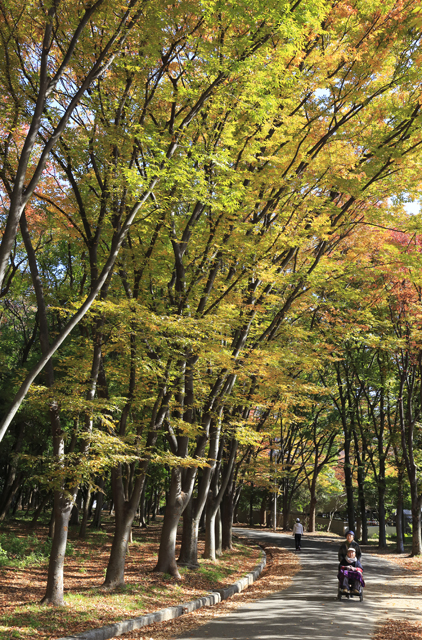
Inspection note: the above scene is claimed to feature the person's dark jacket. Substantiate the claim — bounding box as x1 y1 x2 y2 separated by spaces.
338 556 363 571
338 540 361 562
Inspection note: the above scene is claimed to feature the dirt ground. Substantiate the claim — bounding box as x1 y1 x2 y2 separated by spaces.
364 546 422 640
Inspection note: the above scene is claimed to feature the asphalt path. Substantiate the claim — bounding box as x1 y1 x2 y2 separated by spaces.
177 529 408 640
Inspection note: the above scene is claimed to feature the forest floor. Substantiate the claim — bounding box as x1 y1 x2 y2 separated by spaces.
362 542 422 640
0 515 274 640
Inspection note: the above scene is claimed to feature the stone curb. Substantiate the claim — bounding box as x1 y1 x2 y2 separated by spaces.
57 548 266 640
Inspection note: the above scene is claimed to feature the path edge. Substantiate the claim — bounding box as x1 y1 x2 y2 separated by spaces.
57 548 267 640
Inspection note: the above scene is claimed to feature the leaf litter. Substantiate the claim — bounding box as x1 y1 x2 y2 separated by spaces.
0 520 297 640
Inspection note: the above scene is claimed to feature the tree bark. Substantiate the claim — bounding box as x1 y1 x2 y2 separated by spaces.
92 477 105 529
204 439 237 560
249 484 254 527
178 495 200 568
103 466 147 589
178 419 222 567
79 484 92 538
215 507 222 557
154 467 193 577
0 471 24 521
29 493 51 529
308 473 317 533
396 469 405 554
378 476 387 549
41 488 77 605
344 423 355 532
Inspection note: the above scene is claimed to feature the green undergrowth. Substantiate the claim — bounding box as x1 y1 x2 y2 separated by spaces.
0 532 57 568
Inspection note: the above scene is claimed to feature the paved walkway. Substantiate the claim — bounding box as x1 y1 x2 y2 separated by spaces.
177 529 422 640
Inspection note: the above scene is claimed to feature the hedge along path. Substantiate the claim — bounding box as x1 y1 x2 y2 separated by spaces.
57 550 267 640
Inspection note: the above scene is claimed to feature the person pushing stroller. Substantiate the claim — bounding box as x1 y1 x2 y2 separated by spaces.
338 530 361 563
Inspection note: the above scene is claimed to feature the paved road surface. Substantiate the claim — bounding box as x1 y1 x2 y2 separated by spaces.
178 529 417 640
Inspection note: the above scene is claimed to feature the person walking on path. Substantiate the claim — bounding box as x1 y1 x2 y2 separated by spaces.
292 518 303 550
338 530 361 562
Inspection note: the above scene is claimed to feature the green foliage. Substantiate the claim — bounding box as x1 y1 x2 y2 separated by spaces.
0 533 53 568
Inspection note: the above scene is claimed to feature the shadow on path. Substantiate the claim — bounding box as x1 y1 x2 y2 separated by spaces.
178 529 413 640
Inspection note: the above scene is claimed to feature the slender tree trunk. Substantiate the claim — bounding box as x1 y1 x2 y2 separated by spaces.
204 493 217 561
353 428 368 544
48 507 55 539
204 440 237 560
378 476 387 549
215 506 222 557
344 425 355 531
410 485 422 556
249 484 254 527
30 493 51 529
178 420 222 567
260 492 267 527
0 472 24 521
357 465 368 545
70 504 79 526
87 490 95 519
396 470 405 554
282 485 290 529
139 481 147 529
308 474 317 533
221 489 234 550
398 375 422 557
92 477 105 529
79 484 92 538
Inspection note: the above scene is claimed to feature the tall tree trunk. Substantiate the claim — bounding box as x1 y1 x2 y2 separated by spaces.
221 463 238 551
282 484 290 529
396 469 405 554
178 495 200 567
29 493 51 529
154 467 194 577
79 484 92 538
41 488 77 604
103 466 146 589
378 475 387 549
398 373 422 556
215 507 222 557
103 380 169 587
344 424 355 531
260 492 267 527
410 484 422 556
139 481 147 529
222 490 234 551
249 483 254 527
0 422 25 521
0 471 24 521
204 439 237 560
178 420 222 567
92 477 105 529
308 473 317 533
355 444 368 544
